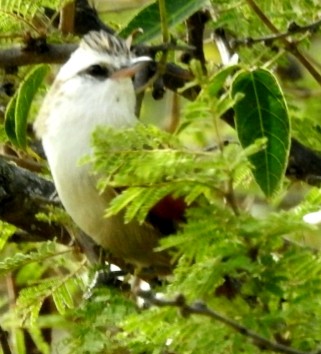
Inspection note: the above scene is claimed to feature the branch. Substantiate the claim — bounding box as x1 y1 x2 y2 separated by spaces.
0 156 70 243
0 43 77 67
233 18 321 46
0 44 77 68
137 290 320 354
182 10 210 73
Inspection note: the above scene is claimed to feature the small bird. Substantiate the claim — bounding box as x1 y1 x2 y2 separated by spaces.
34 30 177 275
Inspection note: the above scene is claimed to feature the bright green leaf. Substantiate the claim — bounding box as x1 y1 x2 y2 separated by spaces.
5 64 50 149
119 0 208 43
52 286 67 315
4 94 18 146
0 241 58 277
231 68 290 197
208 65 239 97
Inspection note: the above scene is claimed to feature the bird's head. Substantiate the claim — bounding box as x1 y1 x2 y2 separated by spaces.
57 30 151 83
36 31 152 138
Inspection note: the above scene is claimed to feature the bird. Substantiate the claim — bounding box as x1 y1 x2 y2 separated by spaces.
34 30 183 275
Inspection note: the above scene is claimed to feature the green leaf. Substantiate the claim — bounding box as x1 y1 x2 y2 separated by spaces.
52 282 74 314
0 241 58 277
208 65 239 97
5 64 50 149
16 280 56 326
119 0 208 43
231 68 290 197
4 94 18 146
16 276 80 325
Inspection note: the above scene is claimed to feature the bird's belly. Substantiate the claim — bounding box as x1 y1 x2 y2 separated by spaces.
43 132 169 271
52 163 169 270
54 166 109 240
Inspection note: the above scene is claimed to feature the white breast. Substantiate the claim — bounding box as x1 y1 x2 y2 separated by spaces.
36 74 136 246
35 71 169 270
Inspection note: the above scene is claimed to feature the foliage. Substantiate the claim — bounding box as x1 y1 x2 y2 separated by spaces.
231 68 290 197
119 0 209 43
5 64 50 148
1 1 321 354
0 0 66 35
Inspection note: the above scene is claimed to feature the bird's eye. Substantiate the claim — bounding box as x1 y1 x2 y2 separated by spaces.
85 64 110 79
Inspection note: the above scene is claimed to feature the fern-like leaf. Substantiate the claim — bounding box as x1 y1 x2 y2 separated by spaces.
0 241 59 277
16 274 83 325
91 124 238 222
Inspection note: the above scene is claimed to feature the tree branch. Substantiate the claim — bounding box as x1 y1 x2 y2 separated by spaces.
0 157 70 243
137 290 320 354
233 18 321 46
182 10 210 73
0 43 77 67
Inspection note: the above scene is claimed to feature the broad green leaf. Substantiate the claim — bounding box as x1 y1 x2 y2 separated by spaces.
119 0 208 43
231 68 290 197
5 64 50 149
4 94 18 146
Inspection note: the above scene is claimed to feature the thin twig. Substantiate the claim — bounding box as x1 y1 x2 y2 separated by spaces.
245 0 321 86
225 178 240 216
233 17 321 46
234 17 321 45
245 0 281 34
158 0 169 44
137 290 320 354
158 0 169 76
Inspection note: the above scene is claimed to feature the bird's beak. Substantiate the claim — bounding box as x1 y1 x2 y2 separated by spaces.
110 56 152 79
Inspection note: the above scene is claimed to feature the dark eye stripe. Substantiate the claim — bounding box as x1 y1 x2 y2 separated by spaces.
83 64 111 79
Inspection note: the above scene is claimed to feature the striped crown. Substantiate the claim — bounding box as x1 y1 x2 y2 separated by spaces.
80 30 130 58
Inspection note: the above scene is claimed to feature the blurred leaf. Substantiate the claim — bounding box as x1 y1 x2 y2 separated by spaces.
120 0 208 43
0 221 15 251
231 68 290 197
52 282 74 314
0 241 58 277
16 276 80 325
5 64 50 149
4 94 18 146
208 65 239 97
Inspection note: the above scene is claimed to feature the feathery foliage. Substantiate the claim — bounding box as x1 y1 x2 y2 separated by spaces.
0 241 61 277
90 123 244 222
0 0 64 36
